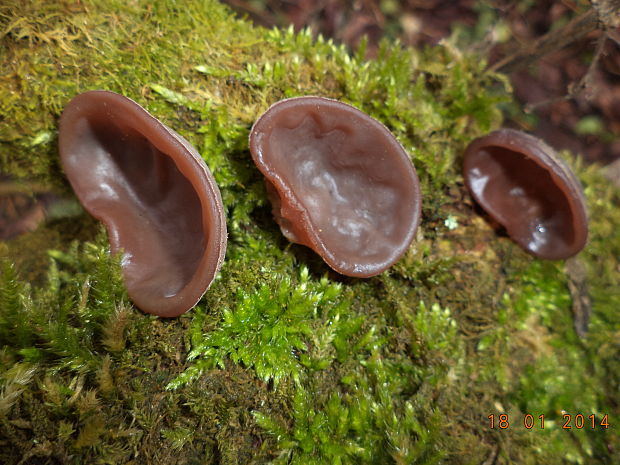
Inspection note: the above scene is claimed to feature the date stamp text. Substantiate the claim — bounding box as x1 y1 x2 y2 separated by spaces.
487 413 610 430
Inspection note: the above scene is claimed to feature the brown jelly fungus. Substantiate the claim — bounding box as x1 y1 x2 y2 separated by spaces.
59 90 227 317
463 128 588 260
249 96 422 277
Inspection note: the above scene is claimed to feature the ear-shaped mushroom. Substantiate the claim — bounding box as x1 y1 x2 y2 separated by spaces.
249 96 422 277
59 90 227 317
463 128 588 259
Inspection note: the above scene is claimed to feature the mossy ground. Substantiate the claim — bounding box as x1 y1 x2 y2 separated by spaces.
0 1 618 464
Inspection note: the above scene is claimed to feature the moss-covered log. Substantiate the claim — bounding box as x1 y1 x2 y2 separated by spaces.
0 1 618 464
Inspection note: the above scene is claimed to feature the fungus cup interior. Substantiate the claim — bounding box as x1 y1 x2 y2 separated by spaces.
463 128 588 260
59 90 226 317
249 96 422 277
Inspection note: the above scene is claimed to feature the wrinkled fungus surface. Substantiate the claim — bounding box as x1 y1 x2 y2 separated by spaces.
463 128 588 260
249 96 421 277
59 90 227 317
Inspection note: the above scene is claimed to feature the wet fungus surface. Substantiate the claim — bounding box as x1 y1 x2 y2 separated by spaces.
59 90 227 317
249 96 422 277
463 128 588 260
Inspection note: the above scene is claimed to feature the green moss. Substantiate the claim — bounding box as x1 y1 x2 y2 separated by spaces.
1 0 619 464
168 267 348 388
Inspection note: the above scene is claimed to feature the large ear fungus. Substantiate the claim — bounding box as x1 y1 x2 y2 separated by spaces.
249 96 422 277
59 90 227 317
462 128 588 259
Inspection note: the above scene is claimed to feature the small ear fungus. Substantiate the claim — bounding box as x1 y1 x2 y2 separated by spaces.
59 90 227 317
463 128 588 260
249 96 422 277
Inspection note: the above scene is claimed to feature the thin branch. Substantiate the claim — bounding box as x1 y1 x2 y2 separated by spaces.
523 30 607 113
489 9 599 74
607 28 620 46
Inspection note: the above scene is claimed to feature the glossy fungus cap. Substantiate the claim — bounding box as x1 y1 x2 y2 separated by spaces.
463 128 588 260
59 90 227 317
249 96 422 277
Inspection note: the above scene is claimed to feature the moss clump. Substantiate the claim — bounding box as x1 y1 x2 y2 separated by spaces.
1 1 619 464
168 267 348 388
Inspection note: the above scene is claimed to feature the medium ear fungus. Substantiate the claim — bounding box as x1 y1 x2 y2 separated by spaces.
249 96 422 277
59 90 227 317
462 128 588 259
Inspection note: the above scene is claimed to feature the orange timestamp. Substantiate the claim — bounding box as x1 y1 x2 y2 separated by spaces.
487 413 610 430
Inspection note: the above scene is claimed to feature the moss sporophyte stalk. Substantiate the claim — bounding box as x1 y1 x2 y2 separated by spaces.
1 1 619 464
